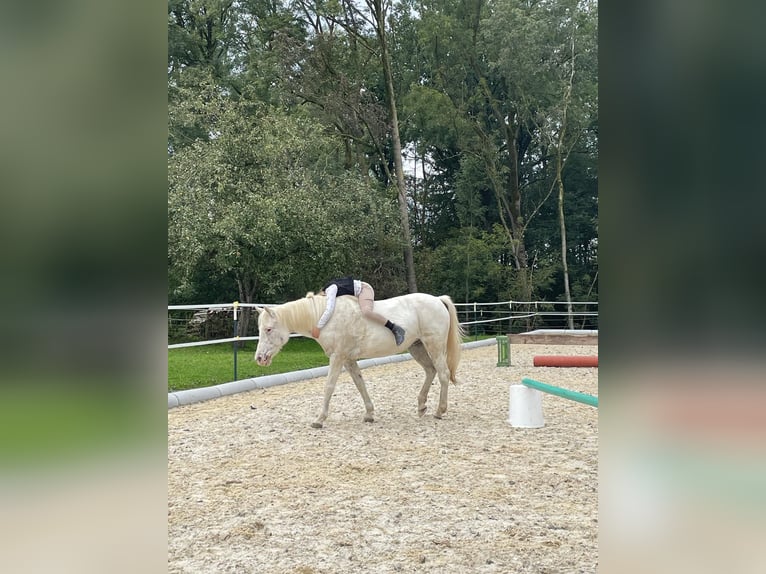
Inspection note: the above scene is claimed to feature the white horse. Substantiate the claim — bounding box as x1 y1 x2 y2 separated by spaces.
255 292 464 428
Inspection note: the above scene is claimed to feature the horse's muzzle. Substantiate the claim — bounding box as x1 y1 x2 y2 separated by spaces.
255 353 272 366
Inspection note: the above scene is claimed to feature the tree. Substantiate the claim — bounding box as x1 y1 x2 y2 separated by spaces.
286 0 419 292
168 90 401 338
406 0 538 300
367 0 419 292
168 0 238 78
166 0 598 309
168 0 241 152
482 0 597 317
400 0 597 303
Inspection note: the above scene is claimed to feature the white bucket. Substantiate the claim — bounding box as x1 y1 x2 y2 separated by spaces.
508 384 544 428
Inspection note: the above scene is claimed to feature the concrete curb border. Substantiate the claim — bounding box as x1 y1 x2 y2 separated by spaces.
168 338 496 409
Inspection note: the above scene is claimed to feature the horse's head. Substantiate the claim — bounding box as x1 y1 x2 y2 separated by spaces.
254 306 290 366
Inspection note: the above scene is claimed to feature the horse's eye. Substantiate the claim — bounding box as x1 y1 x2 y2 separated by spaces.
266 328 272 333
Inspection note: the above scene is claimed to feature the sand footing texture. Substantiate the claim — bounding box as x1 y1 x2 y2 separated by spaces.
169 343 598 573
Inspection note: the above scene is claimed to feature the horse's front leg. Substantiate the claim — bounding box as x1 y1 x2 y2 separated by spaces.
344 359 374 423
312 356 344 429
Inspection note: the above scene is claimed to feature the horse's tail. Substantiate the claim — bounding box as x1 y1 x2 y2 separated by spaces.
439 295 464 384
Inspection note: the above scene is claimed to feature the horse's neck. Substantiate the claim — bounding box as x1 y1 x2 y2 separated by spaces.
280 297 321 334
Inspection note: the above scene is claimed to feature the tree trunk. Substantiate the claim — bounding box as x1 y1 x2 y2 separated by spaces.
370 0 418 293
504 121 529 271
556 159 574 329
236 275 257 348
556 28 578 330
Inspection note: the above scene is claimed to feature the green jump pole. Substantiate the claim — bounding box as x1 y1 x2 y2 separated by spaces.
521 377 598 408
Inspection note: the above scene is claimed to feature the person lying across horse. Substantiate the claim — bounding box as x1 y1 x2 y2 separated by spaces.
310 276 406 346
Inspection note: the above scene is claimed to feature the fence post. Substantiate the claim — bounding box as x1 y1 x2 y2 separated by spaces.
232 301 239 381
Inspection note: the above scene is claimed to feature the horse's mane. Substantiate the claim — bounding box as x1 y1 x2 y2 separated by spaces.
277 295 325 333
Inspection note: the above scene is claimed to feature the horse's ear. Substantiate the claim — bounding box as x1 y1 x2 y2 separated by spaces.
305 291 315 298
254 306 276 318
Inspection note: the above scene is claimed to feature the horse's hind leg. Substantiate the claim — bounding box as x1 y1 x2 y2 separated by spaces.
432 353 452 419
344 359 374 423
409 341 436 416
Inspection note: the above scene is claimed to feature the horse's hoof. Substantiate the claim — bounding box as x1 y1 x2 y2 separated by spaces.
434 413 443 420
418 407 427 417
311 421 323 429
363 416 374 423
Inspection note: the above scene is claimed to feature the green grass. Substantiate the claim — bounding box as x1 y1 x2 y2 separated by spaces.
168 338 329 392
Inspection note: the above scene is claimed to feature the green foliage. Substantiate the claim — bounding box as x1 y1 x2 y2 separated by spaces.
168 88 401 302
418 225 516 302
401 85 465 152
167 0 239 79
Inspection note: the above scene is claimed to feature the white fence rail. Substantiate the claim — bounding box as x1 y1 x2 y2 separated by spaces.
168 299 598 350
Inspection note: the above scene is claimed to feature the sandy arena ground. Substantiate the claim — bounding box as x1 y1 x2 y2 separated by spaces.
168 343 598 573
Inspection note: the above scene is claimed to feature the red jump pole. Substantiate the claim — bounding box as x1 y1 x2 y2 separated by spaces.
533 355 598 368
